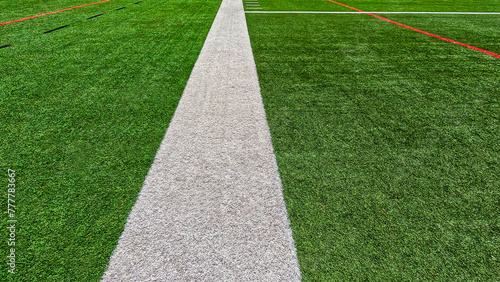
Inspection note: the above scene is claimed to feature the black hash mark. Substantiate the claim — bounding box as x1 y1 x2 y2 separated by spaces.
87 14 104 20
44 25 69 34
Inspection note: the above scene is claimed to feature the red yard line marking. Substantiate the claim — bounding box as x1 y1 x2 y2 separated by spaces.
0 0 113 26
327 0 500 58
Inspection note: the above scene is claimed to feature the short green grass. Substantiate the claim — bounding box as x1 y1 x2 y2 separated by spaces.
247 7 500 281
0 0 221 280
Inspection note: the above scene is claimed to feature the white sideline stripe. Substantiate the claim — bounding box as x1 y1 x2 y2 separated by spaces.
247 7 263 9
101 0 302 280
245 11 500 14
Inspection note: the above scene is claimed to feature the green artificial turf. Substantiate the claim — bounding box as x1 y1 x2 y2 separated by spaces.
0 0 221 280
247 10 500 281
249 0 500 12
0 0 114 22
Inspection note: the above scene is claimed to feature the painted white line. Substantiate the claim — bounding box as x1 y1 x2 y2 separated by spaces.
101 0 301 280
246 7 263 9
245 11 500 14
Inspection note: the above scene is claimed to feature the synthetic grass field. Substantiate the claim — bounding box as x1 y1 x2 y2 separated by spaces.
1 0 499 280
247 0 499 280
0 0 221 280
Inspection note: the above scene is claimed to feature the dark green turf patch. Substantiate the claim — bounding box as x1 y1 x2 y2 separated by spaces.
247 13 499 280
0 0 221 280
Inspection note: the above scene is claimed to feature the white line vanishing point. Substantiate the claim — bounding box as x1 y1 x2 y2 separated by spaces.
101 0 302 280
245 11 500 14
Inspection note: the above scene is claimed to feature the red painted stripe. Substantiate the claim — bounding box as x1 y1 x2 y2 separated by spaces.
327 0 500 58
0 0 113 26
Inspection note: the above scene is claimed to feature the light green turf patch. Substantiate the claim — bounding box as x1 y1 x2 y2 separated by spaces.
0 0 125 22
0 0 145 46
0 0 221 280
250 0 500 12
247 12 499 281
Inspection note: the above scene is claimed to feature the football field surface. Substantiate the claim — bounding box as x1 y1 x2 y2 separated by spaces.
0 0 498 280
1 0 222 280
246 0 499 280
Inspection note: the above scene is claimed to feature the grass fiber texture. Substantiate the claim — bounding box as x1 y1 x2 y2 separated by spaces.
247 4 500 281
0 0 221 280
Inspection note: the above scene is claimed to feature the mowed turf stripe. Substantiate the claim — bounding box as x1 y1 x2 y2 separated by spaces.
101 0 301 279
327 0 500 58
0 0 113 26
